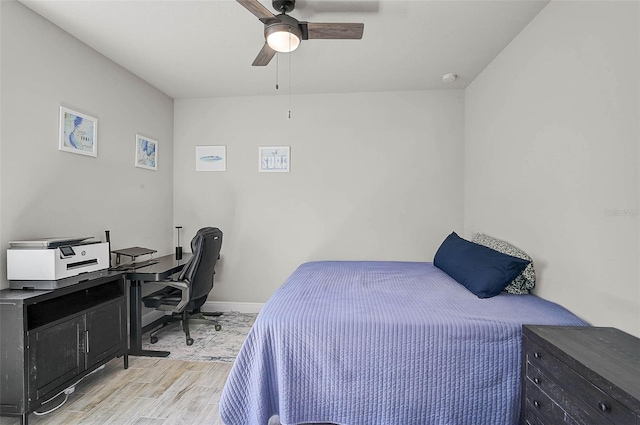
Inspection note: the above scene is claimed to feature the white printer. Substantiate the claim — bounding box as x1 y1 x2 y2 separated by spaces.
7 237 110 290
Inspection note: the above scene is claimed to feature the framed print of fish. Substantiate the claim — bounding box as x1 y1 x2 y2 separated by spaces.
196 145 226 171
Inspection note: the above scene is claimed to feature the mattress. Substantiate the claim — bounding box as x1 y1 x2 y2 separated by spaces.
220 261 588 425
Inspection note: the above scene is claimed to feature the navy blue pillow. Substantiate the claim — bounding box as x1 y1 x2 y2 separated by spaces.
434 232 531 298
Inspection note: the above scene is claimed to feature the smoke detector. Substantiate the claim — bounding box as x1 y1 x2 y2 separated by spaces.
442 73 458 83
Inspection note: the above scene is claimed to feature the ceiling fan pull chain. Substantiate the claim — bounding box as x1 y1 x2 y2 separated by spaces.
276 54 279 90
289 34 292 119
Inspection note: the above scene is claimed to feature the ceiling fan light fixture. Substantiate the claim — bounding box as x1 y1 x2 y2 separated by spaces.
238 0 364 66
265 23 301 53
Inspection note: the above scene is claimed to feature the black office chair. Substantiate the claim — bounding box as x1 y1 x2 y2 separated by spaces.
142 227 223 346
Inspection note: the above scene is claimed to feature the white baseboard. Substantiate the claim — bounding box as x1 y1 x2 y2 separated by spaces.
201 301 264 314
141 309 165 327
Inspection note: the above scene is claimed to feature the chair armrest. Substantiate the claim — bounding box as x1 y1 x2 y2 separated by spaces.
156 279 191 312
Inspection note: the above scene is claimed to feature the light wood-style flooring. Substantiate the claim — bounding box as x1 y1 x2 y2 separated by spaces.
0 356 233 425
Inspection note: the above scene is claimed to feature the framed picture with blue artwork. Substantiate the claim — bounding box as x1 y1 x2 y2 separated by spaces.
59 106 98 157
135 134 158 171
259 146 290 172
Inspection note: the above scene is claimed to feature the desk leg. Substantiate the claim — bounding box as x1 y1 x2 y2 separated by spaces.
128 280 170 357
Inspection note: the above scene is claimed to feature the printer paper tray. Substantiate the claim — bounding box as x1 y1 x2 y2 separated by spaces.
9 269 111 290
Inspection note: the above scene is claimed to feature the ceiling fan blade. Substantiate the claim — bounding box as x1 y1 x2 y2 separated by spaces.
305 22 364 39
237 0 276 22
252 43 277 66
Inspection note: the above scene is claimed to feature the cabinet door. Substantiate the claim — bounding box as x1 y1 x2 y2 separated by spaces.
28 316 84 403
85 299 126 369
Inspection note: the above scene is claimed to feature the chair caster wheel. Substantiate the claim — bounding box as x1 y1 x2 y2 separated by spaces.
215 324 222 331
150 336 158 344
186 338 194 346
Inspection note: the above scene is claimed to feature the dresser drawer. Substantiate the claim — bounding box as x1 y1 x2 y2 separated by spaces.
525 376 570 424
526 362 615 425
525 338 636 425
524 397 580 425
524 400 549 425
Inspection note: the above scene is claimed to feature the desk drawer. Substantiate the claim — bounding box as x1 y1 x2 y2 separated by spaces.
525 339 636 425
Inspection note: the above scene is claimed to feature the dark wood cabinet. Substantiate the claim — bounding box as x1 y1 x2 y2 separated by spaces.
0 273 128 425
86 300 127 368
522 325 640 425
27 316 85 402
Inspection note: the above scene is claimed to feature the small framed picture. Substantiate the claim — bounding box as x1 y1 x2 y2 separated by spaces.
135 134 158 171
259 146 290 173
59 106 98 157
196 145 227 171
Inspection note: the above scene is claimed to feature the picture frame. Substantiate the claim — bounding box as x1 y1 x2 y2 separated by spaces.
135 134 158 171
59 106 98 157
196 145 227 171
259 146 290 173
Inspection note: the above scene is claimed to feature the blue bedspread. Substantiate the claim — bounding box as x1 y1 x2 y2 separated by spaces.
220 261 588 425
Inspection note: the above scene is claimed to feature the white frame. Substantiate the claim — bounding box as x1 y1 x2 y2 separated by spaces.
59 106 98 157
258 146 290 173
196 145 227 171
135 134 158 171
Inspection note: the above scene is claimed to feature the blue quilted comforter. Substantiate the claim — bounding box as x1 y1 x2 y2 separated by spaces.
220 261 588 425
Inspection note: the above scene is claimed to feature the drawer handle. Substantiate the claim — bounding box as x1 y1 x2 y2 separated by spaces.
598 402 609 412
533 400 541 409
533 352 541 359
533 377 541 385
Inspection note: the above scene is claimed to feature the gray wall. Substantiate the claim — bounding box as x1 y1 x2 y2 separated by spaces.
174 91 465 302
464 1 640 336
3 0 639 338
0 1 175 289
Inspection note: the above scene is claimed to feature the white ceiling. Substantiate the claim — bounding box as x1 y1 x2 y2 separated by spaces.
20 0 549 99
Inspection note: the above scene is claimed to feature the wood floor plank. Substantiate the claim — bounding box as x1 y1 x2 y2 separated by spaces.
0 358 233 425
131 418 167 425
160 385 218 423
104 397 160 425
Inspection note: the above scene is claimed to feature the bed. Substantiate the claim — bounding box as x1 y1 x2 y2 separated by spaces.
220 261 588 425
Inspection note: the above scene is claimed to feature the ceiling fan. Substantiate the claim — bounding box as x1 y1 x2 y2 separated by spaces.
237 0 364 66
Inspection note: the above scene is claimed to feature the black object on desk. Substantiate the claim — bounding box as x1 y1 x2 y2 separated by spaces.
111 246 157 265
110 258 158 271
175 226 183 260
123 253 192 357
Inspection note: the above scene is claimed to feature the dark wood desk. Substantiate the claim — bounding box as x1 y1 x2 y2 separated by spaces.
122 253 192 357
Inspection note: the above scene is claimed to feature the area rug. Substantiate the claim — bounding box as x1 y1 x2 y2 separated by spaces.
141 311 257 362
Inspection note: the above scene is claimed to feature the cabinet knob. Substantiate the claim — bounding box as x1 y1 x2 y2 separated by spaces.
534 352 541 359
533 400 541 409
533 377 541 385
598 402 609 412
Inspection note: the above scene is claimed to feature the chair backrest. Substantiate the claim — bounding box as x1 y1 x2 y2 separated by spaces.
178 227 223 303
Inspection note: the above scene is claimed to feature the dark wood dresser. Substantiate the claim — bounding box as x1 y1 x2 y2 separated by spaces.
522 325 640 425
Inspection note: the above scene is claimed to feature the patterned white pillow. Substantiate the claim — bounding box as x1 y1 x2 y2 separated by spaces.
471 233 535 295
